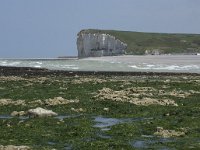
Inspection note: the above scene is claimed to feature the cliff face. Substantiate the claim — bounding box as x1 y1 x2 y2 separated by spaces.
77 30 127 58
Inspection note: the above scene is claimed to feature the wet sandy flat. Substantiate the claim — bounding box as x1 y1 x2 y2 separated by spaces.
84 55 200 65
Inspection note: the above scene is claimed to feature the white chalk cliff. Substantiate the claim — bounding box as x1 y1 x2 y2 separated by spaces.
77 30 127 58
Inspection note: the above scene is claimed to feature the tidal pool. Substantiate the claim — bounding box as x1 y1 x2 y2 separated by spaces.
93 116 153 130
130 138 175 149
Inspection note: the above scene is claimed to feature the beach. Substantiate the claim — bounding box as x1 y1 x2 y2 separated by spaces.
0 64 200 149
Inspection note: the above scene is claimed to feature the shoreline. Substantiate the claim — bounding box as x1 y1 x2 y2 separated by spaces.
0 66 199 76
0 54 200 60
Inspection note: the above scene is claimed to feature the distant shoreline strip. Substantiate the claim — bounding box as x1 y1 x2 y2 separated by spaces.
0 66 199 76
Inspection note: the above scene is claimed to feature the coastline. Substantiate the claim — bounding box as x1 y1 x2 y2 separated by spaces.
1 55 200 73
0 66 199 76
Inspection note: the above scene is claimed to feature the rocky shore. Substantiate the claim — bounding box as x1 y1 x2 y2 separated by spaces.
0 66 199 77
0 66 199 149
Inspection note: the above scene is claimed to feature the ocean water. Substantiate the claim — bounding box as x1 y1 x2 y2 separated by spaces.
0 55 200 73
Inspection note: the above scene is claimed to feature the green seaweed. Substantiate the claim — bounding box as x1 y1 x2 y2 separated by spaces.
0 75 200 149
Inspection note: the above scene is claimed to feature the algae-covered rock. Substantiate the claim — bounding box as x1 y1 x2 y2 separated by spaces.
94 87 178 106
28 107 58 117
71 107 85 112
0 99 26 106
44 97 79 106
154 127 186 138
10 111 27 116
131 98 178 106
0 145 30 150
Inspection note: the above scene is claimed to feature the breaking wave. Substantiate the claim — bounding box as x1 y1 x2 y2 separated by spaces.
129 64 200 71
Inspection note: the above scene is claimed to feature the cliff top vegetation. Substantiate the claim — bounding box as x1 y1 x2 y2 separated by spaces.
81 29 200 55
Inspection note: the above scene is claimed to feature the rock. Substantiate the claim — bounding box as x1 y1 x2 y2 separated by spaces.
0 145 30 150
28 107 58 117
28 100 43 106
145 49 163 55
154 127 186 138
11 111 27 116
94 87 178 106
0 99 26 106
72 77 107 84
28 97 79 107
44 97 79 106
103 108 109 111
164 79 171 83
71 107 85 112
130 98 178 106
0 76 26 81
77 30 127 58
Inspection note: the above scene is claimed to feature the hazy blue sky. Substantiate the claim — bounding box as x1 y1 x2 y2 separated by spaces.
0 0 200 58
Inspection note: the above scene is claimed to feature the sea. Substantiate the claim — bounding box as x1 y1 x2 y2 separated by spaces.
0 55 200 73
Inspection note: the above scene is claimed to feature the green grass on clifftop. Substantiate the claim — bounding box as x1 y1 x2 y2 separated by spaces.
82 29 200 55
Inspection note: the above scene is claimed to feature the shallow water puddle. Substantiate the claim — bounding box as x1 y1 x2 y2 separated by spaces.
93 116 153 130
93 116 121 130
96 132 112 139
130 138 174 149
0 115 29 120
54 114 80 120
0 114 81 121
47 141 56 145
64 145 73 150
0 115 12 119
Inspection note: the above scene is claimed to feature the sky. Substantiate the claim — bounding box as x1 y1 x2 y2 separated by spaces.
0 0 200 58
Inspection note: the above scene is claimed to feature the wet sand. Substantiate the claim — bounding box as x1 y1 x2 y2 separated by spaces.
83 55 200 65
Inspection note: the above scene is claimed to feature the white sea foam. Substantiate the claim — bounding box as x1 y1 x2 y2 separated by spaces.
146 64 155 67
154 65 200 70
34 65 42 68
71 67 79 70
153 65 180 70
129 64 200 71
0 61 8 66
64 66 79 70
64 65 77 67
129 65 152 70
56 64 79 70
7 61 21 66
35 62 43 65
129 65 138 69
